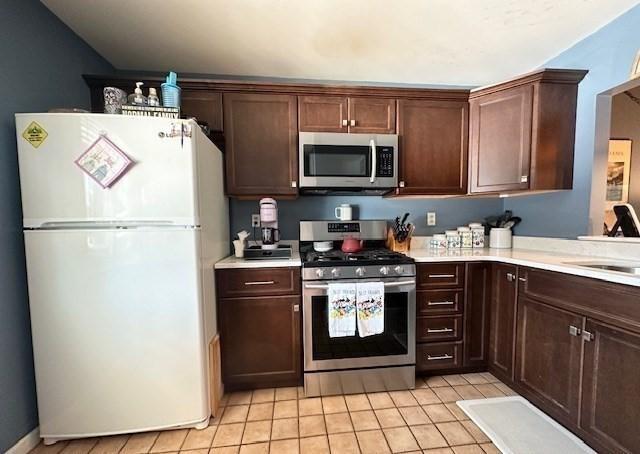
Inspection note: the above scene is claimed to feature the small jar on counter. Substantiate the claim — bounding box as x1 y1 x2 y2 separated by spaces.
469 223 485 248
429 234 447 249
458 226 473 248
445 230 461 249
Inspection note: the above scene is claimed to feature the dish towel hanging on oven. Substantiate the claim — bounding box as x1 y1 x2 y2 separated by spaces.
356 281 385 337
327 283 356 337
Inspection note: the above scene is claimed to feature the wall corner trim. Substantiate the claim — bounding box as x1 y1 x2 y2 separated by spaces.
6 427 40 454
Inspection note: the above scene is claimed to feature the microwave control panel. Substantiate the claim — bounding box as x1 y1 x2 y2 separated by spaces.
376 147 394 177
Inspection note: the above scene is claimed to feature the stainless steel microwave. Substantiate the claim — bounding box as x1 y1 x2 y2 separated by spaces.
298 132 398 193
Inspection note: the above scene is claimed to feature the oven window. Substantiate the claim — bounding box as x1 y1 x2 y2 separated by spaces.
311 291 408 360
303 145 370 177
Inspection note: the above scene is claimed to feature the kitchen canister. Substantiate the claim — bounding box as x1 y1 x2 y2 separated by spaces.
490 227 513 249
429 234 447 249
457 226 473 248
469 222 485 248
445 230 461 249
103 87 128 114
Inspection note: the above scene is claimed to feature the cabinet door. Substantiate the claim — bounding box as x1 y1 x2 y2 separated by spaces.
581 320 640 453
397 99 468 194
464 262 491 368
219 295 301 390
489 264 518 381
469 85 533 193
181 90 223 132
515 296 584 425
348 97 396 133
298 95 348 132
223 93 298 196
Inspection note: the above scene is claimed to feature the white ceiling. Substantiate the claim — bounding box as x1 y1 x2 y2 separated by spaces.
43 0 638 86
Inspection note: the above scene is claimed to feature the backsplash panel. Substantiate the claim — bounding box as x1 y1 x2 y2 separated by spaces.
230 196 503 240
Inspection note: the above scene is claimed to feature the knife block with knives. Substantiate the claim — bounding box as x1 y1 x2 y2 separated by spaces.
386 213 414 252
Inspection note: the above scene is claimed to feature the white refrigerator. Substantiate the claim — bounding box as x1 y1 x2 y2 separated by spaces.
15 113 229 443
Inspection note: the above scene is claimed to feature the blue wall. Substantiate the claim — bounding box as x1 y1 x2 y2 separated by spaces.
0 1 113 451
230 196 503 239
504 5 640 237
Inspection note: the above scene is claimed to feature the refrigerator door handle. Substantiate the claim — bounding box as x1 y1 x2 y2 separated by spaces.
37 221 189 230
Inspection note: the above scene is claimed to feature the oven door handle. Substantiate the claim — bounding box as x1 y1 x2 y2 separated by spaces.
304 280 415 290
370 138 377 183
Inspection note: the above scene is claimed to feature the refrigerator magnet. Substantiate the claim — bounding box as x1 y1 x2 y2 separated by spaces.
75 134 133 188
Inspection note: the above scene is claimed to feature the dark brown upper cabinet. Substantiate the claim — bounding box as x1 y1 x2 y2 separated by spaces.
469 69 586 193
298 96 348 132
396 99 468 195
223 93 298 197
181 90 223 132
298 96 395 134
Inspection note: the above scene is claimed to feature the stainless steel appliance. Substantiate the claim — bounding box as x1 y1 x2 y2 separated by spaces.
298 132 398 193
300 220 416 396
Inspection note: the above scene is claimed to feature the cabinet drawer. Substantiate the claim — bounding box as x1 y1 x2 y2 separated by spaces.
417 316 463 342
417 341 463 371
216 267 301 298
417 263 465 289
417 289 464 315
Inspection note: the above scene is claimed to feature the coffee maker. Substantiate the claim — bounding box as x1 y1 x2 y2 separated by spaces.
243 198 292 260
259 198 280 250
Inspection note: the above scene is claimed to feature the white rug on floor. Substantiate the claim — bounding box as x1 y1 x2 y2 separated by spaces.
457 396 596 454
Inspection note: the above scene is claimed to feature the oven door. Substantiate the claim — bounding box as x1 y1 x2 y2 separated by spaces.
303 278 416 372
298 132 398 189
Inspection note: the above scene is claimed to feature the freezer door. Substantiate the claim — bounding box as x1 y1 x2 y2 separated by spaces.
25 228 209 437
16 113 201 227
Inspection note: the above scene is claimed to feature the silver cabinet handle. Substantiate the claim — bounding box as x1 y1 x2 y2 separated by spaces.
369 138 377 183
293 304 300 312
427 301 455 306
428 274 455 278
304 280 415 290
569 325 581 337
427 354 453 361
518 277 527 283
506 273 515 282
582 330 594 342
291 181 297 188
427 328 454 333
350 119 356 126
342 119 348 126
244 280 275 286
399 181 405 188
521 175 529 183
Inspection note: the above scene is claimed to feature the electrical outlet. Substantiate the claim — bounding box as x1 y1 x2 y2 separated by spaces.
427 212 436 226
251 214 261 227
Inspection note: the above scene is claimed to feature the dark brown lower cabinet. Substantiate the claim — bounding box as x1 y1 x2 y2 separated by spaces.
515 296 584 426
581 320 640 453
464 262 491 368
488 263 518 381
218 295 301 390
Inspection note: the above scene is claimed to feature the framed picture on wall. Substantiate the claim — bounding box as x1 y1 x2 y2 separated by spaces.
606 139 633 210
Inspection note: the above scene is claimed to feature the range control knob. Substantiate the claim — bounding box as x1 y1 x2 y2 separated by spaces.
315 269 325 278
331 268 340 278
355 267 365 277
379 266 390 276
394 265 405 274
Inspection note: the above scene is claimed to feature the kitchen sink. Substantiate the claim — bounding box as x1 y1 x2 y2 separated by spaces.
565 262 640 275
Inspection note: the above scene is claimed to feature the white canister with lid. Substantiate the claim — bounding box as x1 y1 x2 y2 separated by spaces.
457 226 473 248
469 223 485 248
429 234 447 249
445 230 461 248
489 227 513 249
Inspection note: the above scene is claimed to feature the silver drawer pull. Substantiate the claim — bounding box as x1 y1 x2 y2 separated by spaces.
304 280 415 290
427 354 453 361
244 280 275 286
427 328 454 333
428 274 455 278
427 301 454 306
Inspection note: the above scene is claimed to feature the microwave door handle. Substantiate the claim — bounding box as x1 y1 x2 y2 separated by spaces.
370 139 377 183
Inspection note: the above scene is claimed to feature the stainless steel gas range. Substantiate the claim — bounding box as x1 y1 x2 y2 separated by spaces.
300 220 416 396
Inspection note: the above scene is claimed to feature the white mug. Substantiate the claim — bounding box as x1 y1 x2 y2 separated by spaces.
335 204 353 221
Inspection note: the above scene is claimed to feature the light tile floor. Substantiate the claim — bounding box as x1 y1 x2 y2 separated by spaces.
30 373 517 454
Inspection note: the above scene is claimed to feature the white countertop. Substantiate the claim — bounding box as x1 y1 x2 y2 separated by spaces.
407 247 640 288
215 250 302 269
